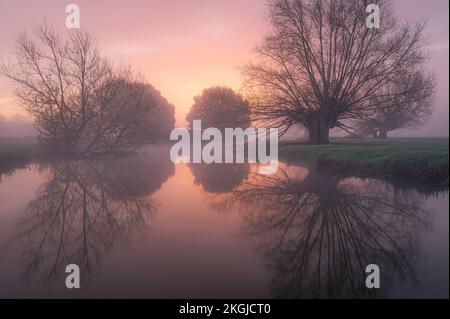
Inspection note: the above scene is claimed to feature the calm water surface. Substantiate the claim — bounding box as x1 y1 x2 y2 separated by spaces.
0 145 448 298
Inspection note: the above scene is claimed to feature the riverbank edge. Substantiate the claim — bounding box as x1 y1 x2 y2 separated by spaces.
279 140 449 193
2 139 449 192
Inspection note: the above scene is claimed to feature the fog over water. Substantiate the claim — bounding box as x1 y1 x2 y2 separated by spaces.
0 0 447 303
0 146 448 298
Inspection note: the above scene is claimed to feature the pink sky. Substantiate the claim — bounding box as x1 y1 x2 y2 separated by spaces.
0 0 448 136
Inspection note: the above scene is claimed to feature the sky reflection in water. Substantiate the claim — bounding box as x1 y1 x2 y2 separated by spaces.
0 146 448 298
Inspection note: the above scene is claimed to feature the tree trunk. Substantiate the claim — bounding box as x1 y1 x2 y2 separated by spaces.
378 128 388 139
306 116 330 144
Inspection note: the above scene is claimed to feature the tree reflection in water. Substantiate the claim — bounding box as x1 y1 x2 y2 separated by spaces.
188 162 250 193
215 165 431 298
6 154 174 287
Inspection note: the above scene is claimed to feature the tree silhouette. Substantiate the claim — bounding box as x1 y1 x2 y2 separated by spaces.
0 23 162 154
243 0 432 144
355 70 435 138
186 87 251 131
142 85 176 142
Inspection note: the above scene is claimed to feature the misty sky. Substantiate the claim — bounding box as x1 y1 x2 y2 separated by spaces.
0 0 448 137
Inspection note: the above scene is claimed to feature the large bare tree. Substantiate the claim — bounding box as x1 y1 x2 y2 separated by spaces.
1 23 150 155
355 69 435 138
242 0 431 144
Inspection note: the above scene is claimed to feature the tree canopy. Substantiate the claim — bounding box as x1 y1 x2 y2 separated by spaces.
186 86 251 131
243 0 432 144
141 84 175 141
355 69 435 138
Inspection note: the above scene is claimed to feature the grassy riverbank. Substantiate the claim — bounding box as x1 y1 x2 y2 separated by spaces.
2 137 449 190
280 138 449 190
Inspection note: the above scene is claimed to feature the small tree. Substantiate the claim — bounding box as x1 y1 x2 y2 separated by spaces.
355 70 435 138
186 86 251 130
1 23 150 155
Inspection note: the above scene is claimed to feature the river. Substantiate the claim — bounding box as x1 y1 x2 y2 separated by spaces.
0 145 448 298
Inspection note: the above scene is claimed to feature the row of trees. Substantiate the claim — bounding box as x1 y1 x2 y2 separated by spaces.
240 0 435 143
186 0 435 143
1 23 174 154
186 73 434 140
1 0 437 149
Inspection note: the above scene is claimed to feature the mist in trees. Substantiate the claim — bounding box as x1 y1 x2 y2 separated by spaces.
355 70 435 138
0 23 175 155
242 0 434 144
186 87 251 131
1 1 438 148
142 85 176 142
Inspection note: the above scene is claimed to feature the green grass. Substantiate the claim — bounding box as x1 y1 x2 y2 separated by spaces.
280 138 449 169
280 138 449 190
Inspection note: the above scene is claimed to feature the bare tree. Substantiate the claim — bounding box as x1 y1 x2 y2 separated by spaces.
355 70 435 138
1 23 150 154
242 0 430 144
